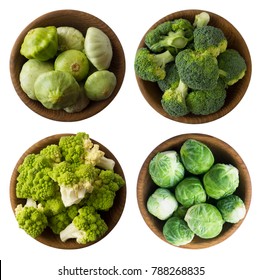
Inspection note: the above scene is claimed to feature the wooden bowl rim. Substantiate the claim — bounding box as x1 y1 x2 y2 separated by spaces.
135 9 252 124
9 9 126 122
137 133 252 249
10 133 127 249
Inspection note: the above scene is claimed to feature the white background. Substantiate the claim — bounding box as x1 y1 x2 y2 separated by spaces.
0 0 260 279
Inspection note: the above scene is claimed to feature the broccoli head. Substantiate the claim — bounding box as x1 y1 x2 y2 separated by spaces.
15 203 48 238
60 205 108 244
145 19 193 54
194 25 228 57
218 49 247 86
161 79 189 117
134 48 175 82
157 62 180 92
186 79 227 115
175 49 219 90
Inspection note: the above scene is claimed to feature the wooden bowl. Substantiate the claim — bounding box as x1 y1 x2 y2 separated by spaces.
10 10 126 122
137 133 252 249
10 133 126 249
135 10 252 124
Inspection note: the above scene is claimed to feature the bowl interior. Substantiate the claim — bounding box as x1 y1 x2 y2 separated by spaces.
10 134 126 249
10 10 126 122
136 10 252 124
137 133 251 249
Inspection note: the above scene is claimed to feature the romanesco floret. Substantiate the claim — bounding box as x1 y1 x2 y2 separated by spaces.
40 144 62 164
40 192 66 217
16 154 59 201
87 170 125 211
58 132 115 170
60 205 108 244
15 202 48 238
48 211 72 235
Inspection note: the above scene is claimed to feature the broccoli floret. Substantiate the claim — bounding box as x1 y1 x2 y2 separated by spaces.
48 211 72 234
49 162 98 207
15 202 48 238
194 25 228 57
134 48 175 82
161 79 189 117
60 205 108 244
193 11 210 28
16 154 59 201
87 169 125 211
58 132 115 170
157 62 180 92
186 79 227 115
175 48 219 90
40 144 62 164
218 49 247 86
145 19 193 54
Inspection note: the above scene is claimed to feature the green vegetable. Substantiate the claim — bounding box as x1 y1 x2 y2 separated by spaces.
54 49 89 82
57 26 85 52
175 177 206 208
84 70 117 101
217 195 246 223
14 132 125 242
34 70 80 110
149 150 185 188
145 19 193 54
175 48 219 90
193 12 210 28
134 48 174 82
193 25 228 57
19 59 54 100
20 26 58 61
203 163 239 199
180 139 214 175
218 49 247 86
161 79 189 117
163 217 194 246
15 201 48 238
84 27 113 70
185 203 224 239
147 188 178 220
60 205 108 244
186 78 227 115
157 62 180 92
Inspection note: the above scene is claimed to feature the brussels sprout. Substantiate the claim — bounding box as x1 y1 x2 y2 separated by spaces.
175 177 206 208
64 84 90 113
217 195 246 223
84 70 116 101
19 59 54 100
34 70 80 110
84 27 113 70
163 217 194 246
172 205 188 219
149 151 185 188
203 163 239 199
185 203 224 239
54 49 89 82
180 139 214 175
57 26 85 52
20 26 58 61
147 188 178 220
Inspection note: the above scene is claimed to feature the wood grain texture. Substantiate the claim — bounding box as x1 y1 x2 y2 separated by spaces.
135 9 252 124
137 133 252 249
10 10 126 122
10 134 126 249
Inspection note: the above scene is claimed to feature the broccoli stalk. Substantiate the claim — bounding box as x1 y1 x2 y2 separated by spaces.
193 11 210 28
134 48 175 82
60 205 108 244
161 79 189 117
